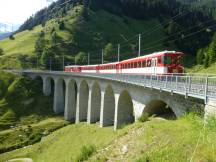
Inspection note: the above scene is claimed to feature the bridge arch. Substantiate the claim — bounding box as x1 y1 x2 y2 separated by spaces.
116 90 135 128
102 85 115 126
78 80 89 121
54 77 66 114
89 82 101 123
143 99 177 119
64 79 77 122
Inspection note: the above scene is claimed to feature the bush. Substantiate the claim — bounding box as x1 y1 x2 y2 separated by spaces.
59 21 65 30
9 35 15 40
75 145 96 162
206 116 216 132
138 113 150 123
0 48 4 56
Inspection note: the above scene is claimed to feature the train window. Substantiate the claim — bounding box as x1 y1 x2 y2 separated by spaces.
173 57 179 64
138 62 141 68
142 60 146 67
162 56 172 65
147 60 151 67
134 62 137 68
158 57 161 64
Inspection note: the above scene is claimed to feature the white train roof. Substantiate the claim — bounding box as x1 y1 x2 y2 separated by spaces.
65 51 182 67
121 51 181 63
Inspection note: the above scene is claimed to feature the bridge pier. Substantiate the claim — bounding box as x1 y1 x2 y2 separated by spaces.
87 82 101 124
42 77 51 96
76 80 89 123
53 78 65 114
100 85 115 127
205 100 216 118
64 79 76 122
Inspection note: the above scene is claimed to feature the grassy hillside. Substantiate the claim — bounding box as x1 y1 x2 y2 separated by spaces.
187 63 216 74
1 114 216 162
0 5 168 69
0 72 68 154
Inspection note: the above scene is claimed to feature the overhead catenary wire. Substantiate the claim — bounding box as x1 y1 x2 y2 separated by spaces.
140 22 216 53
11 0 215 67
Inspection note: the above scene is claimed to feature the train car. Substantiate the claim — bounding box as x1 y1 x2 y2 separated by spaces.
64 65 81 72
98 62 119 74
119 51 184 74
64 51 184 74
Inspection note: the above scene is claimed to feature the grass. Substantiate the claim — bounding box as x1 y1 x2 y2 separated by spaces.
1 114 215 162
89 114 216 162
0 123 133 162
75 145 96 162
187 63 216 74
0 25 43 56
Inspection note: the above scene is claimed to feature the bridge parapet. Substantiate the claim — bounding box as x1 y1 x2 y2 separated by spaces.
9 70 216 130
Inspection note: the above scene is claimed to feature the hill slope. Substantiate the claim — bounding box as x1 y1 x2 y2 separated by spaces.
1 115 216 162
0 5 168 70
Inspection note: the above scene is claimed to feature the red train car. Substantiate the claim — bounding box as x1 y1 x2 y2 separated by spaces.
65 51 184 74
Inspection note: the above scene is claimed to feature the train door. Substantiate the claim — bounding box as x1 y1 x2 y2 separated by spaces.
116 64 121 74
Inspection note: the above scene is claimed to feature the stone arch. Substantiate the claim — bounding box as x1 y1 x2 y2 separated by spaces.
78 80 89 121
64 79 77 122
89 82 101 123
143 100 177 119
102 85 115 126
54 77 66 114
117 90 135 128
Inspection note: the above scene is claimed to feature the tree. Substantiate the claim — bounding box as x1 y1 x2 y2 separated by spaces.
51 32 61 45
75 52 87 65
35 37 48 57
0 48 4 56
40 46 61 70
207 34 216 65
59 21 65 30
9 35 15 40
104 43 114 61
204 53 210 68
196 49 204 65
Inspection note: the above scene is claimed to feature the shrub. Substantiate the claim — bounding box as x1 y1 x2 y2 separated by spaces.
9 35 15 40
0 48 4 56
138 113 150 123
59 21 65 30
206 116 216 132
75 145 96 162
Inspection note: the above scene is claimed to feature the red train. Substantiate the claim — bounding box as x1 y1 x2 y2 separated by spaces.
65 51 184 74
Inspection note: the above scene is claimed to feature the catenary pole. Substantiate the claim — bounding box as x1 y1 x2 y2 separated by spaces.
102 49 104 64
118 44 120 62
138 34 141 57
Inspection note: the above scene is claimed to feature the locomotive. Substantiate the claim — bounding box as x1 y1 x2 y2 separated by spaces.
64 51 184 74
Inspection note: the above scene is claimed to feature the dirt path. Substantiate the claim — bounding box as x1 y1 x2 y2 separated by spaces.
89 124 146 162
6 158 33 162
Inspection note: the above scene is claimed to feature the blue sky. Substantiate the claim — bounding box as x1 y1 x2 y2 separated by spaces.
0 0 56 25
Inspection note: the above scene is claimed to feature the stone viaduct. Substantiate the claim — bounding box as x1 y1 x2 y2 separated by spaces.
20 71 214 130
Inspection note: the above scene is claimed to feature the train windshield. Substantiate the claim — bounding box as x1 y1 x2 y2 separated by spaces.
162 56 172 65
162 55 182 65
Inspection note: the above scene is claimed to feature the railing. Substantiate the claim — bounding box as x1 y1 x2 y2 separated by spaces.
14 70 216 102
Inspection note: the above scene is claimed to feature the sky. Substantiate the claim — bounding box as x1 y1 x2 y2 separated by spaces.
0 0 56 25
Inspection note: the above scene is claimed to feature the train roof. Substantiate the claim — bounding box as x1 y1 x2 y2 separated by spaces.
65 51 183 68
120 51 183 63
